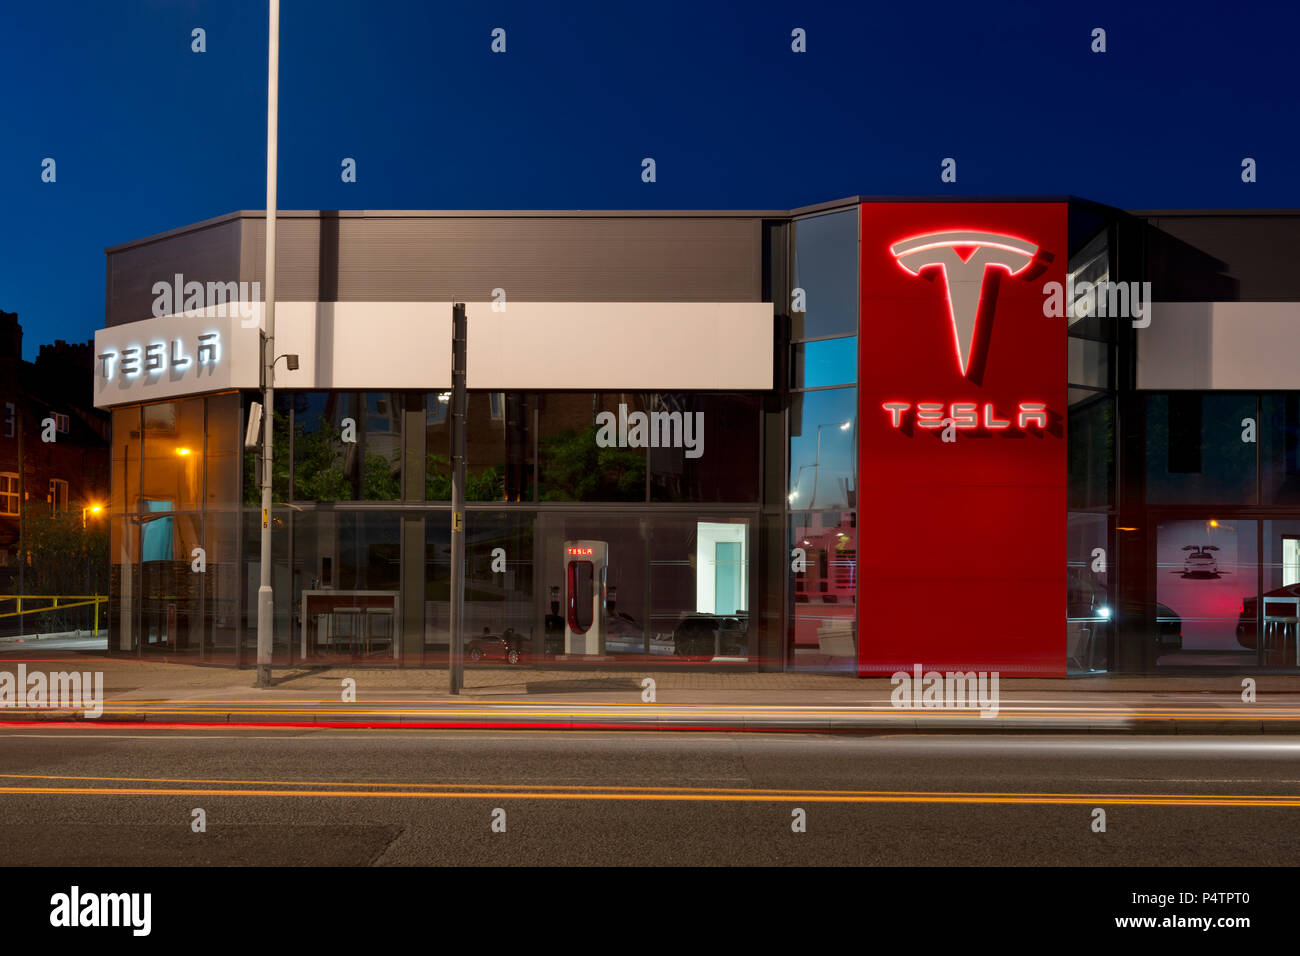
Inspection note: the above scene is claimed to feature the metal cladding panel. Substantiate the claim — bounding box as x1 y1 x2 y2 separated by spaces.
465 301 773 390
1143 215 1300 301
1137 301 1300 389
106 218 242 327
239 215 763 302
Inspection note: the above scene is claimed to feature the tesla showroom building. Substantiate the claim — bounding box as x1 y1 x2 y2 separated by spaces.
93 199 1300 676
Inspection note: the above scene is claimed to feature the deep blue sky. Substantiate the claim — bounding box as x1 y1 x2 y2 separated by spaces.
2 0 1296 359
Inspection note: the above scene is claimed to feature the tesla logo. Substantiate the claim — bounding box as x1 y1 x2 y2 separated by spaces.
891 231 1042 380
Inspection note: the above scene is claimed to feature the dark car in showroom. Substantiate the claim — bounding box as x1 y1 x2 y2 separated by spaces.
1068 569 1182 666
672 612 748 660
1155 602 1183 649
1236 583 1300 649
467 627 526 664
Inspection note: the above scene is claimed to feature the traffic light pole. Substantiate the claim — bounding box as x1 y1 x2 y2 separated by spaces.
448 302 467 694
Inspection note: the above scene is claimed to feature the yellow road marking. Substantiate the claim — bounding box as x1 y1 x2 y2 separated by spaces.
0 783 1297 807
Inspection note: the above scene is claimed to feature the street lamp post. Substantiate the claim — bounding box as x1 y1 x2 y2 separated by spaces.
256 0 280 688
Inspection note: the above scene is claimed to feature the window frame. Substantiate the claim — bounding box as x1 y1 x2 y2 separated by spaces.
0 472 18 516
49 478 69 513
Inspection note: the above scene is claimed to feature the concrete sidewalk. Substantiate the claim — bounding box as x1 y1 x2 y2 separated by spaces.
2 646 1298 734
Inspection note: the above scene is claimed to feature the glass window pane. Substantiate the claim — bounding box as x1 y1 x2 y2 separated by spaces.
648 393 759 503
203 510 239 661
792 209 858 340
1261 520 1300 667
427 392 532 502
650 516 750 660
1068 391 1113 510
290 392 400 502
1262 395 1300 505
291 393 351 502
537 393 645 502
360 392 402 501
204 393 241 510
792 337 857 389
1067 336 1109 388
539 514 647 655
464 511 535 657
1067 513 1110 674
1155 518 1257 667
140 399 204 511
139 510 203 655
111 406 140 513
295 510 401 662
788 388 856 511
1145 394 1257 505
789 510 856 672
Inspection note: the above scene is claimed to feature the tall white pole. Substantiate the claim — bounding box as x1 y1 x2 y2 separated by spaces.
256 0 279 687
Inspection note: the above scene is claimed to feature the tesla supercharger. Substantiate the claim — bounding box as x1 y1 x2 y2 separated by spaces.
564 540 608 655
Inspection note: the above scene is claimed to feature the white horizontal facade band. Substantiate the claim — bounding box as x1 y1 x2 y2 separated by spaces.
465 301 774 390
1136 302 1300 390
93 300 774 408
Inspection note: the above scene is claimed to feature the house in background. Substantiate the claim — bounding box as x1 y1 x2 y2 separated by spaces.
0 309 111 582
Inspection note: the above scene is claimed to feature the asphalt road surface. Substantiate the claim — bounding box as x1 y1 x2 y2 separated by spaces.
0 730 1297 866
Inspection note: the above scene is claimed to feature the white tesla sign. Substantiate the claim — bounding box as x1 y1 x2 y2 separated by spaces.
98 331 221 380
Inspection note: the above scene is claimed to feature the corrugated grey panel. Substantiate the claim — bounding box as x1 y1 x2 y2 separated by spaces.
240 215 763 302
106 219 241 327
240 216 324 301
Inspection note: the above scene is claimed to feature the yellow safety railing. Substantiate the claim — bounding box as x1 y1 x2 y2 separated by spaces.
0 595 109 633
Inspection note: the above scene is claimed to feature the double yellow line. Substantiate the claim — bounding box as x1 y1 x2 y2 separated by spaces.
1 772 1297 807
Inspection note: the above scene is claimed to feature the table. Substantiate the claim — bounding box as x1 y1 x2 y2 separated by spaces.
300 590 400 660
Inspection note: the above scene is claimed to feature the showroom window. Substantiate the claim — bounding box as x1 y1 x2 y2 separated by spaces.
428 392 532 502
1146 394 1257 505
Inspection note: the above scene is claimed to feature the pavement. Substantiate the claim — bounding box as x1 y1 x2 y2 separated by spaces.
2 637 1299 733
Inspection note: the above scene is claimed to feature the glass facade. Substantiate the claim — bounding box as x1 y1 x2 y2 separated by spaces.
109 389 765 668
98 203 1300 676
109 394 242 661
787 208 859 671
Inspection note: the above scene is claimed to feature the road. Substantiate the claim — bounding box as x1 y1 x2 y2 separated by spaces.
1 730 1298 865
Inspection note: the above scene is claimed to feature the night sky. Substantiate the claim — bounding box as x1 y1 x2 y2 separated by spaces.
2 0 1295 358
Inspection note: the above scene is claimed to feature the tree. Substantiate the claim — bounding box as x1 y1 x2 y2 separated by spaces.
11 504 109 631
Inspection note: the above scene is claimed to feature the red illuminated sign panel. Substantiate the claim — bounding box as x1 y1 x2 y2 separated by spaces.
566 546 595 557
858 203 1067 677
